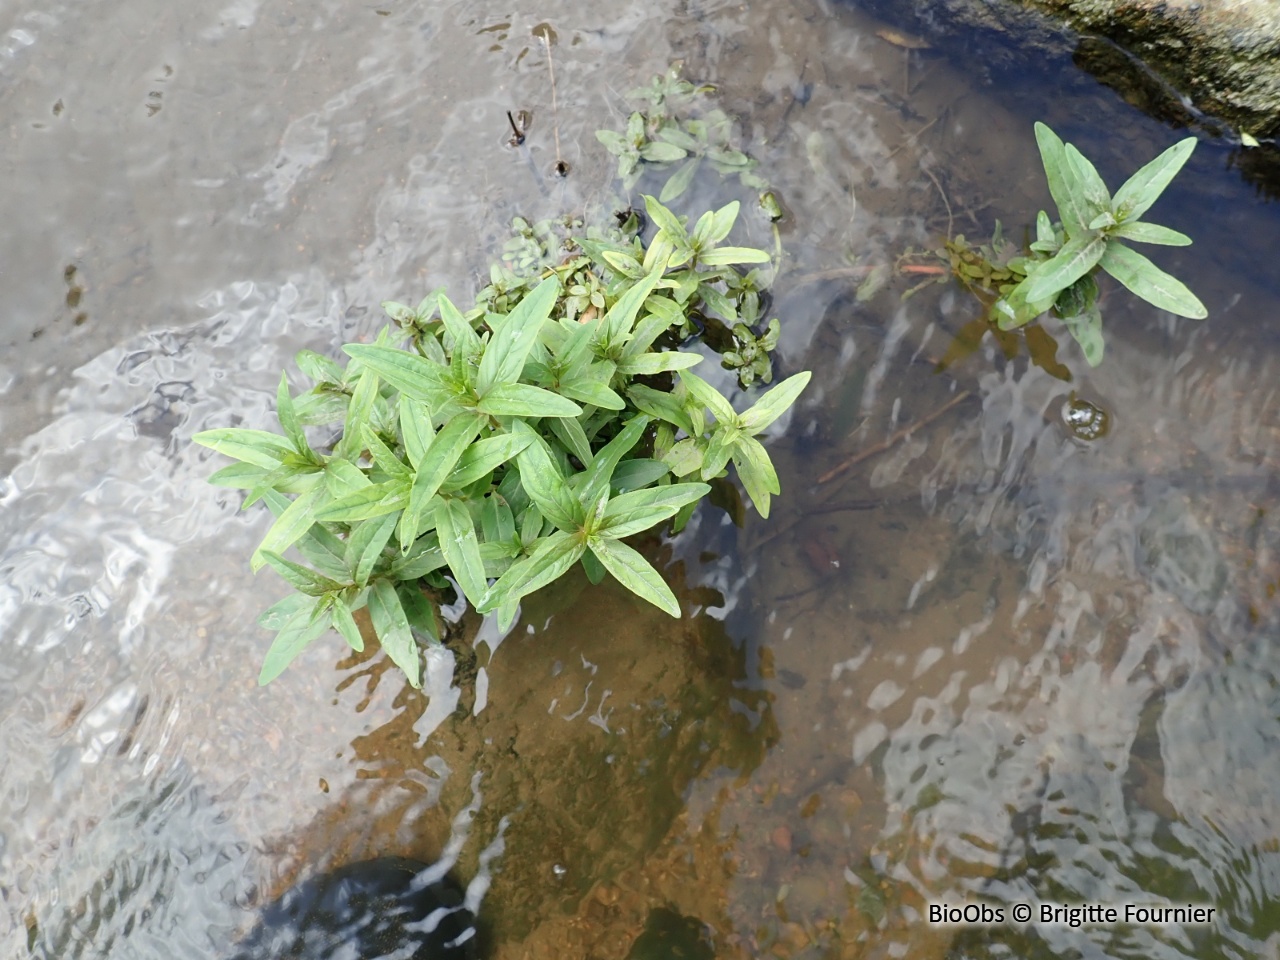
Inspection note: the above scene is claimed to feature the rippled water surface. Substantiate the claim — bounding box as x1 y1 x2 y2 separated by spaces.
4 0 1280 958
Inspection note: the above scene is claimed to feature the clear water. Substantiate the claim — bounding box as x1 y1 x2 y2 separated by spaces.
3 0 1280 958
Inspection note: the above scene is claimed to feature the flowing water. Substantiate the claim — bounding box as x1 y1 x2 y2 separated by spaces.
4 0 1280 958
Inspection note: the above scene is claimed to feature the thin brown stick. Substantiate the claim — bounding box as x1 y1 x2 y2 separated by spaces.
541 33 566 175
745 389 973 555
817 389 971 485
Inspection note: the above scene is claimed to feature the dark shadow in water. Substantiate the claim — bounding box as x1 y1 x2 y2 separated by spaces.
225 856 482 960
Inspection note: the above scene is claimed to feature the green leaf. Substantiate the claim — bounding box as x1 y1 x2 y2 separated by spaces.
1063 143 1112 220
259 598 334 685
1062 306 1105 367
700 427 736 480
265 501 347 580
480 530 585 612
731 434 780 517
663 438 704 477
558 376 626 410
547 416 594 467
259 550 345 597
438 293 483 360
601 265 665 348
588 537 681 617
388 533 446 579
369 579 420 688
258 592 313 630
601 250 645 278
343 344 447 405
276 373 311 457
1113 136 1196 222
599 482 710 538
435 498 487 608
581 548 607 584
475 275 560 394
411 412 487 506
315 481 407 522
1108 221 1192 246
331 595 364 652
696 246 771 266
580 415 650 507
398 398 435 470
1020 233 1107 305
707 201 739 245
612 458 670 493
444 431 534 490
476 382 583 418
677 370 736 423
737 371 812 434
511 421 583 531
640 141 688 163
334 368 381 462
1097 242 1207 319
620 306 680 361
396 583 439 643
1034 122 1093 236
295 349 345 385
643 194 688 243
208 462 271 489
251 485 328 571
480 494 516 544
1036 210 1055 246
193 428 294 468
659 157 701 202
346 512 399 586
362 424 412 481
627 384 694 433
615 351 704 376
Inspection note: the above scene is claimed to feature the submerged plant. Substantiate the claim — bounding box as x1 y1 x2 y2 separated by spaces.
993 122 1207 365
195 196 808 688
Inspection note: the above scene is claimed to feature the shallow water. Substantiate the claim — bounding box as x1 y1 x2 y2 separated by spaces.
4 0 1280 958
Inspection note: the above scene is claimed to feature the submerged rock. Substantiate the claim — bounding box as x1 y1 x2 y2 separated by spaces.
226 857 478 960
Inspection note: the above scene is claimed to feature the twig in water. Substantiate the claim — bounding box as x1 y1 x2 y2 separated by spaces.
506 111 525 146
817 389 971 485
540 32 569 177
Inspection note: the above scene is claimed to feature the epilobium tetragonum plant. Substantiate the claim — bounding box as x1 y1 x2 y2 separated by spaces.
195 195 809 687
992 122 1207 365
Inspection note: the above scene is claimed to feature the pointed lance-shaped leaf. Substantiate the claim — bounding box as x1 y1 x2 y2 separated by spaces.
369 579 421 688
1098 242 1207 319
588 536 681 617
737 371 812 435
258 598 334 685
435 498 487 608
475 275 560 395
598 482 711 539
1108 221 1192 247
343 344 448 405
1034 122 1093 237
479 530 585 613
475 382 582 418
1020 233 1107 305
1112 136 1197 223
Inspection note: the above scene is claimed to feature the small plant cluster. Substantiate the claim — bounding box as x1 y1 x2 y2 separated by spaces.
914 123 1206 367
595 66 774 208
195 194 808 687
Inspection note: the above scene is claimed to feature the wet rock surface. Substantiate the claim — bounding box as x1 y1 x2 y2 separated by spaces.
850 0 1280 171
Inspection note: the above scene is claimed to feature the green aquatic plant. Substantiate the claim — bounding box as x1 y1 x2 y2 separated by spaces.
195 195 808 688
595 64 768 205
991 122 1207 365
